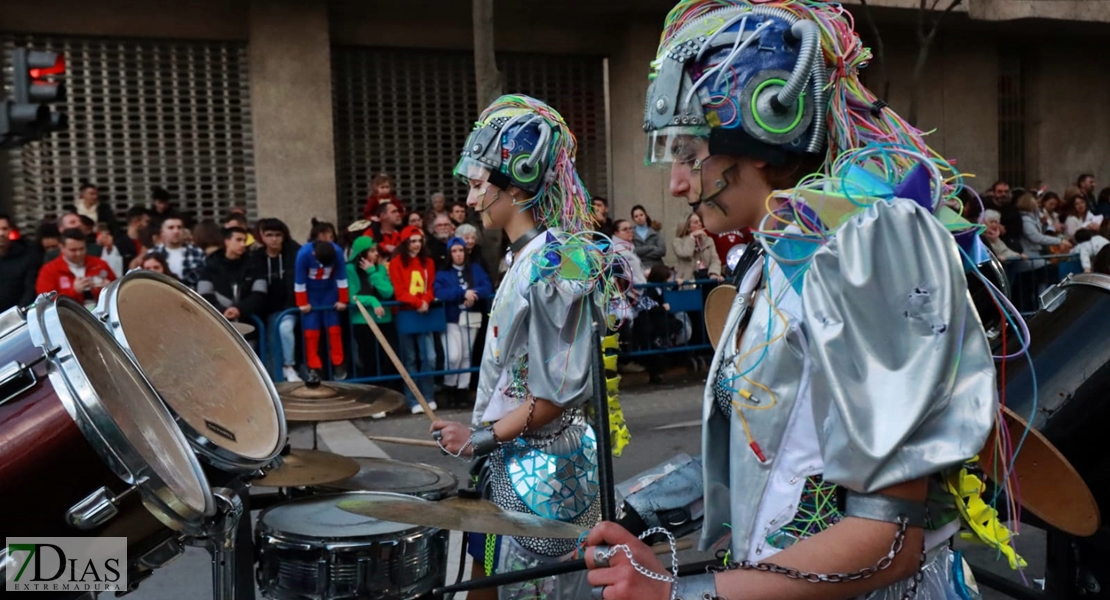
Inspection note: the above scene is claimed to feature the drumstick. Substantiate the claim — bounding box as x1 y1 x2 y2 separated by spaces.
353 299 437 420
432 537 698 596
367 435 441 449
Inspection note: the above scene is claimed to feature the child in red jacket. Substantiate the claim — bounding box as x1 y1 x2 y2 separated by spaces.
387 225 437 413
362 173 407 222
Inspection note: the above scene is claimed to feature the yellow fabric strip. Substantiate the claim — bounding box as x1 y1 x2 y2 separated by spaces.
946 467 1027 570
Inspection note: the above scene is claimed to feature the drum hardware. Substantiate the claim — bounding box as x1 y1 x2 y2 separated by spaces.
336 491 590 539
0 359 37 406
207 487 245 600
590 315 617 522
66 482 144 530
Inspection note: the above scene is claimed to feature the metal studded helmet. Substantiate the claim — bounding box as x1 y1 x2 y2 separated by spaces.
454 96 556 196
644 1 830 167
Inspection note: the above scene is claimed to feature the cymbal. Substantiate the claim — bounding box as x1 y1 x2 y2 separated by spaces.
277 381 405 422
253 449 361 488
337 494 589 539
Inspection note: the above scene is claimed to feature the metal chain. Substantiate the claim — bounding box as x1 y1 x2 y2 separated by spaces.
602 527 680 600
706 516 928 600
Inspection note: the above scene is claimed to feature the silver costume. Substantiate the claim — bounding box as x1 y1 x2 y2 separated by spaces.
470 229 602 600
702 197 997 597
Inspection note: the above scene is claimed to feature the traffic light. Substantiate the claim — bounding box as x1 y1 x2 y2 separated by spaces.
2 48 67 147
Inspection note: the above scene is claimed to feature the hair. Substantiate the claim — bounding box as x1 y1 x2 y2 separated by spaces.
1041 191 1061 208
1075 229 1094 244
1078 173 1094 186
126 205 149 222
1015 193 1039 213
192 219 223 249
392 234 428 266
79 181 98 193
450 202 467 213
37 221 60 241
676 212 703 238
224 212 249 229
592 196 608 207
61 228 86 244
256 217 289 236
375 202 397 218
139 252 174 277
96 222 113 234
630 204 661 230
0 213 12 228
222 226 248 240
613 218 631 232
371 173 394 190
1094 245 1110 276
161 215 184 229
647 263 672 283
309 218 337 242
313 240 337 266
1098 187 1110 207
151 186 172 202
1067 191 1089 218
455 223 478 240
981 210 1002 223
78 215 95 230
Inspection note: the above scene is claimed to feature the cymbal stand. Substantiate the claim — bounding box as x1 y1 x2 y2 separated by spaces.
206 487 244 600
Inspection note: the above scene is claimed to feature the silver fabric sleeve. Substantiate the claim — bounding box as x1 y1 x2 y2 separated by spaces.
672 572 718 600
525 279 595 409
801 197 997 494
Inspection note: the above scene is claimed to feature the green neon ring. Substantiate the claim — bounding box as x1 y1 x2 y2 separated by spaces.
750 78 806 135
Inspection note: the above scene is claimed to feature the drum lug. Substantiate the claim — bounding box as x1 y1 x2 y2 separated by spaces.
1040 284 1067 312
138 535 187 570
66 484 141 530
0 361 37 407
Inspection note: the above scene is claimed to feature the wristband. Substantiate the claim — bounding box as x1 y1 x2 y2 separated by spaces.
672 572 718 600
470 426 501 457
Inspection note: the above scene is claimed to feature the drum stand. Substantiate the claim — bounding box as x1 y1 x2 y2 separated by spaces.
189 487 245 600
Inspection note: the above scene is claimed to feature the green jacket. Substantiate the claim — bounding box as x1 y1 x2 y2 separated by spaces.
348 261 394 324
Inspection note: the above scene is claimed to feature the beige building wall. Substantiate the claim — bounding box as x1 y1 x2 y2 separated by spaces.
249 0 337 243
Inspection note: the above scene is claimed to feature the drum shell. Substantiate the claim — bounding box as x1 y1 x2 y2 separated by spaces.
254 493 448 600
0 340 181 596
996 276 1110 516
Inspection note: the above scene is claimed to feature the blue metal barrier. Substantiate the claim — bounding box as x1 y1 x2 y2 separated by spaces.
263 280 722 386
1004 253 1081 315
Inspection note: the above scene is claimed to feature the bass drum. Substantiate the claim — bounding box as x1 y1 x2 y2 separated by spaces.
0 298 214 597
95 270 286 477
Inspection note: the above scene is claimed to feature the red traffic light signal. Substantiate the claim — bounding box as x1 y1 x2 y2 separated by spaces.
2 48 67 146
29 53 65 79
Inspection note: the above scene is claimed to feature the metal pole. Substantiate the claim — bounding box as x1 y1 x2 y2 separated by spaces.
206 487 244 600
591 317 616 523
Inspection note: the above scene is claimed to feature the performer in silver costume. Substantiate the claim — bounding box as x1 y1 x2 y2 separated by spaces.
431 94 629 600
583 2 1026 600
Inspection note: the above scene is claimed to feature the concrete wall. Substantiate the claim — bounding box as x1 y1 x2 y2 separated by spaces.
0 0 248 40
248 0 337 244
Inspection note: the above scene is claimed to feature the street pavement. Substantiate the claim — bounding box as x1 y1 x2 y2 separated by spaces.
124 374 1043 600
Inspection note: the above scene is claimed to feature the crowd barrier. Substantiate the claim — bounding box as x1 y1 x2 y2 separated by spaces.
1001 253 1082 315
246 279 723 385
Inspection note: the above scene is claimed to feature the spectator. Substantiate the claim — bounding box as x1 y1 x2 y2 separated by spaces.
407 211 425 230
197 226 268 328
367 203 403 256
193 219 224 255
434 237 492 407
35 222 60 262
149 216 206 288
346 235 397 391
149 186 183 230
981 210 1024 261
610 218 647 373
0 213 41 311
124 206 151 261
673 212 722 282
295 239 349 380
1078 173 1097 209
1039 191 1064 236
427 214 454 269
455 223 491 278
448 202 468 227
36 228 115 307
95 223 130 278
989 180 1024 253
362 173 406 221
591 196 614 236
71 181 117 230
138 252 175 279
630 204 666 268
309 218 338 244
425 192 448 225
1096 187 1110 220
255 218 302 382
1074 229 1109 274
1094 244 1110 276
1018 193 1070 256
388 225 437 413
224 211 256 247
1064 189 1103 240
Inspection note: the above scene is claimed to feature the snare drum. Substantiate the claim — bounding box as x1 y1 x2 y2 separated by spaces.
0 298 214 591
255 492 448 600
95 270 286 476
288 458 458 500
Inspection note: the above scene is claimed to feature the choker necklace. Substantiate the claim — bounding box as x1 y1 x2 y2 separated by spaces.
509 225 547 257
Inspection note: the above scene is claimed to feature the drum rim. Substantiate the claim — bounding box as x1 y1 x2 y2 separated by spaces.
256 491 434 543
27 295 216 534
1059 272 1110 293
95 269 288 473
314 458 459 499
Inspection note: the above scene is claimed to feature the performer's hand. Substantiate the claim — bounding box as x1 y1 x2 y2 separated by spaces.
373 306 385 318
299 304 312 314
335 301 347 312
429 420 473 456
584 522 672 600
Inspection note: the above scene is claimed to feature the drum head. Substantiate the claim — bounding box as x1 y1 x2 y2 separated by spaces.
98 271 285 472
316 458 458 500
260 492 418 539
37 299 213 531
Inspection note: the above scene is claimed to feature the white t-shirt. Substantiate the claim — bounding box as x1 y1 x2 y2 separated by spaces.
66 260 86 279
101 245 124 278
164 246 186 278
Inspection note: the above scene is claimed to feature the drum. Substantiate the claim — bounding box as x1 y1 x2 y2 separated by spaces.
255 492 449 600
287 458 458 500
0 298 214 592
967 253 1011 343
94 270 286 475
996 273 1110 516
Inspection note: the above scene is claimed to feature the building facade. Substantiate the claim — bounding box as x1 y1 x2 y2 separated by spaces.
2 0 1108 247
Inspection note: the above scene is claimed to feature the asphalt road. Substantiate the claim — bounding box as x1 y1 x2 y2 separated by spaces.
122 375 1044 600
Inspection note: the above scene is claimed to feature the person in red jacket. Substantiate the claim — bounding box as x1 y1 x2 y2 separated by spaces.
362 173 408 221
387 225 437 413
36 228 117 308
